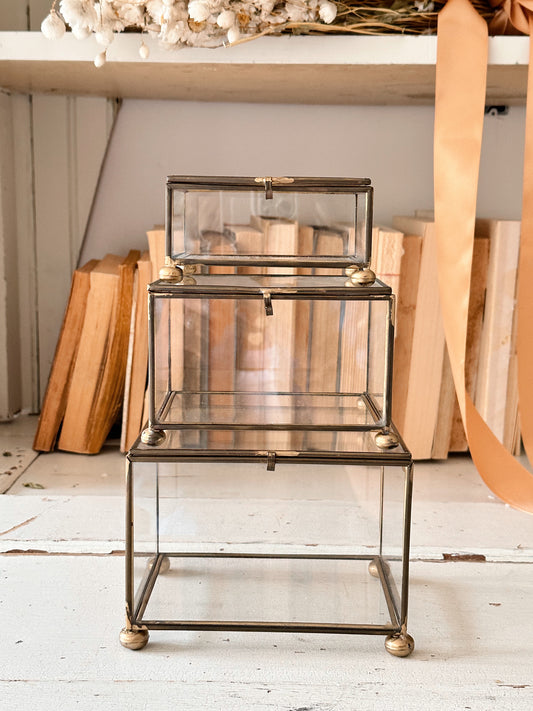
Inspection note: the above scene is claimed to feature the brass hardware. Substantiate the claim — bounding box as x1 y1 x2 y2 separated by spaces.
148 555 171 574
141 427 166 446
262 290 273 316
254 176 294 199
119 625 149 650
374 430 400 450
267 451 276 471
183 264 197 275
368 559 379 578
345 267 376 287
385 632 415 658
159 256 184 283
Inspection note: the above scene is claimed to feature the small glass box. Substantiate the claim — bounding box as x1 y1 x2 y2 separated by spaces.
124 430 413 652
165 176 373 269
146 275 394 439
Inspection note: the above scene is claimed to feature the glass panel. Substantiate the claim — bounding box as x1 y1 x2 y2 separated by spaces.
129 461 400 627
367 299 391 422
171 188 371 266
132 461 158 615
154 461 381 552
380 465 409 622
152 289 392 432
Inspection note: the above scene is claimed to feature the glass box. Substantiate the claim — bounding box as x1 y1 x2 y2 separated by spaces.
124 430 413 649
165 176 373 269
146 275 394 439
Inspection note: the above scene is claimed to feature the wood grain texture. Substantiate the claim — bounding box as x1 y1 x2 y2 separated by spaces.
32 260 98 452
474 219 521 444
392 217 444 459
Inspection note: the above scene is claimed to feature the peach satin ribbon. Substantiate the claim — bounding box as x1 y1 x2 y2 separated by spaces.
435 0 533 513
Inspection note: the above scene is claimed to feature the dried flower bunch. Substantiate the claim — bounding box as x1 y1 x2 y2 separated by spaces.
41 1 497 66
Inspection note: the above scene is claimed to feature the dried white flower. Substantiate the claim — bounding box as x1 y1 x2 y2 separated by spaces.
227 25 240 44
318 1 336 24
94 50 107 67
99 2 125 32
139 40 150 58
41 10 66 40
188 1 210 22
414 0 435 11
286 3 309 23
72 24 91 39
60 0 98 31
116 4 145 26
216 10 235 29
95 27 114 46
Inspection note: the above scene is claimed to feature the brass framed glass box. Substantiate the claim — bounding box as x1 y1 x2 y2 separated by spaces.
164 175 374 271
144 275 394 442
122 429 413 657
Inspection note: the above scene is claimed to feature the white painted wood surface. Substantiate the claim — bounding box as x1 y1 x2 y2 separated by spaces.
0 92 22 420
0 33 530 105
0 418 532 708
26 95 118 405
0 558 531 709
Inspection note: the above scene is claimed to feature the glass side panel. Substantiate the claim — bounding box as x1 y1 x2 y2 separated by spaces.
381 464 410 622
152 293 391 430
367 299 392 420
128 460 406 628
171 189 371 265
154 461 381 552
131 461 158 615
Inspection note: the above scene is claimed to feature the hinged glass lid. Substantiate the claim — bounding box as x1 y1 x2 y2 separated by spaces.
165 176 373 269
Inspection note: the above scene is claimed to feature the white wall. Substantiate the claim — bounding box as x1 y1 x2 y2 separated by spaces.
81 100 526 263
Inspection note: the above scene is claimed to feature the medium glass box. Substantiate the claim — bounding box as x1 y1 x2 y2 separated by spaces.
165 176 373 270
146 275 394 440
124 430 413 653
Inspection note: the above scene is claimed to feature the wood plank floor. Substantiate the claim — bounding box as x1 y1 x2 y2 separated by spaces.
1 416 532 710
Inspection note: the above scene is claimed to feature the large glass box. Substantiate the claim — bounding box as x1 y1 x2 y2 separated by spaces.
124 430 413 649
165 176 373 270
146 275 394 439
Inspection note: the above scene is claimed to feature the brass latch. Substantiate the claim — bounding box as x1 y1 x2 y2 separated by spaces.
262 290 273 316
267 451 276 471
254 176 294 199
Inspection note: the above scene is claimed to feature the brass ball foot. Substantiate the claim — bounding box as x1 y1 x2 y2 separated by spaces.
140 427 166 446
368 559 379 578
374 429 400 450
344 267 376 286
119 626 149 650
149 555 171 574
385 633 414 658
159 257 183 283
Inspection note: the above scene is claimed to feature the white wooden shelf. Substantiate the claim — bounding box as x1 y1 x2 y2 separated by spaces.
0 32 529 104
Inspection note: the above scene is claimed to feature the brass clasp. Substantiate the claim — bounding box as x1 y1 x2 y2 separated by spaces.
254 176 294 199
262 290 273 316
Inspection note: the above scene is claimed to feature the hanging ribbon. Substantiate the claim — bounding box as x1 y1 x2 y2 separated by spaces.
435 0 533 513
